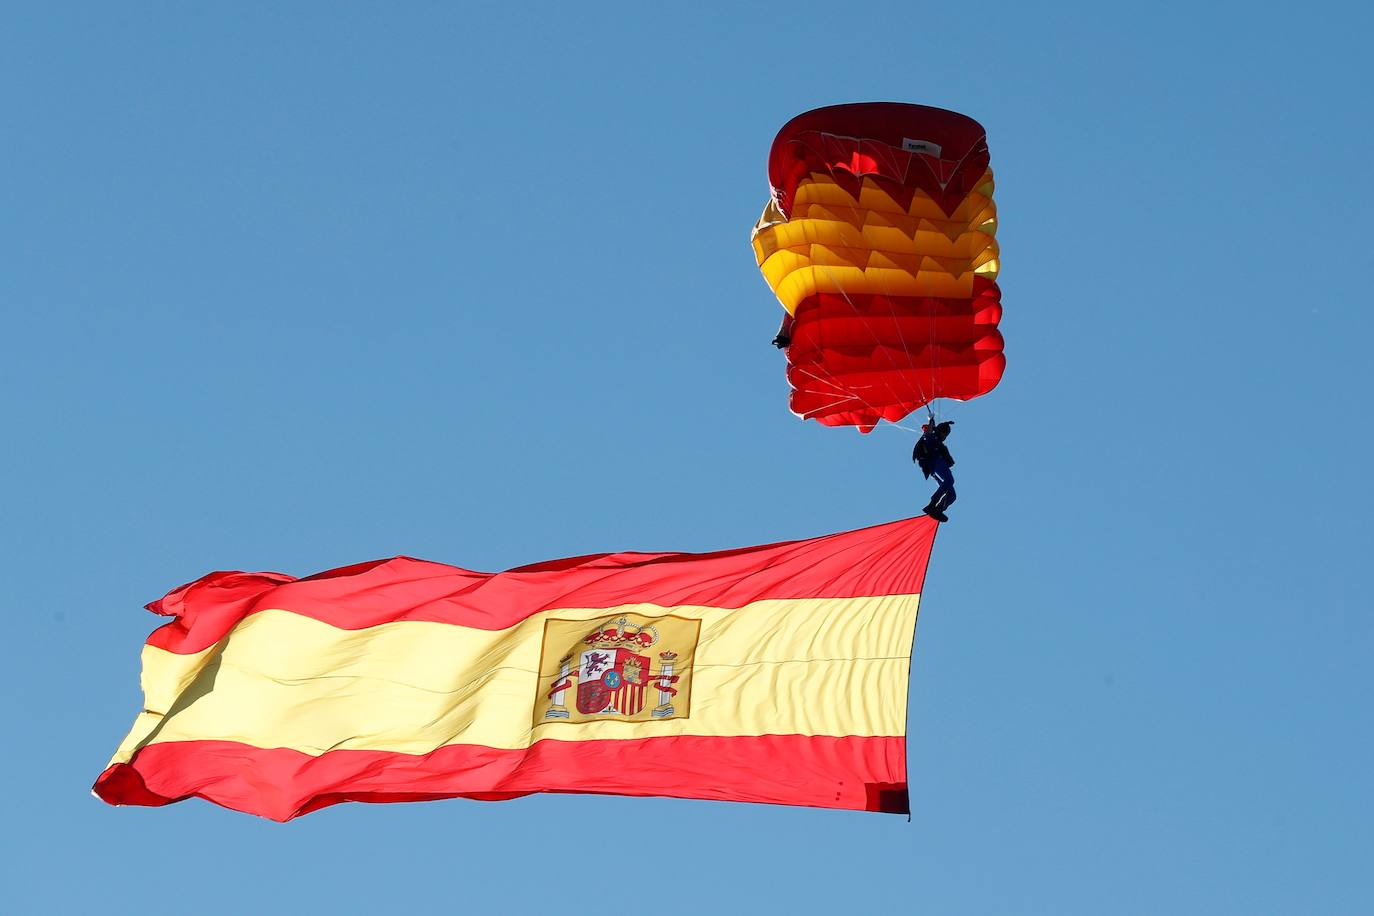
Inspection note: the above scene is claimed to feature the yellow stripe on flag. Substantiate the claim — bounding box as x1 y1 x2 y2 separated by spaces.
111 594 920 761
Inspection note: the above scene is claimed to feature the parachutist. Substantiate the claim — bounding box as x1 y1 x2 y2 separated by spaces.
771 333 791 349
913 419 956 522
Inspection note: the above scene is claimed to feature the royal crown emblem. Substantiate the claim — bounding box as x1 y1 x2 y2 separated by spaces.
533 613 699 726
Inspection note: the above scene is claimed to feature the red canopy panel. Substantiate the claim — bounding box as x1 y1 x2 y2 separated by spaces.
767 102 990 218
786 279 1005 432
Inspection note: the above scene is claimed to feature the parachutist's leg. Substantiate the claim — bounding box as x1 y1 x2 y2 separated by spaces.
929 467 955 512
922 478 943 520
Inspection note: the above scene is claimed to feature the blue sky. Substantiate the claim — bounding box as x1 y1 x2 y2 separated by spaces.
2 3 1370 913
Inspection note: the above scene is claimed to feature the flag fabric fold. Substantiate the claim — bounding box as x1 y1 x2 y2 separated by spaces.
94 517 938 820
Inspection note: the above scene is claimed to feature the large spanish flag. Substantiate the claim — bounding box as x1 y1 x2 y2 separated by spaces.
94 517 938 820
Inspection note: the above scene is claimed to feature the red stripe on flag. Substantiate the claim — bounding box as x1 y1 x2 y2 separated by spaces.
145 517 937 654
93 735 910 821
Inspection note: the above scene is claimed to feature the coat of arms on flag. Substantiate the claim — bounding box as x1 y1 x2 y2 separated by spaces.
533 614 700 727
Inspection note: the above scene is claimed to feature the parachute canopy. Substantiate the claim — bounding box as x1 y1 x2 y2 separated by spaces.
752 103 1005 431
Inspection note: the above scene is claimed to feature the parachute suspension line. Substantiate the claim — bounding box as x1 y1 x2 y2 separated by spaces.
862 214 932 418
805 157 930 427
878 254 934 419
784 284 924 434
823 153 931 415
818 150 928 401
790 352 919 433
926 285 938 423
819 265 923 426
758 155 899 425
787 362 919 432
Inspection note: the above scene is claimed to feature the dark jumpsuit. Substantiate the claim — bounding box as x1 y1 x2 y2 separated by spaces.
913 422 956 513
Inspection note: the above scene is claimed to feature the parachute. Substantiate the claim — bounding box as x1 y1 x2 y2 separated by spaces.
751 103 1005 432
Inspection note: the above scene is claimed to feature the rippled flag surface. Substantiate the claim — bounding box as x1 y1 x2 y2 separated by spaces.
95 517 938 820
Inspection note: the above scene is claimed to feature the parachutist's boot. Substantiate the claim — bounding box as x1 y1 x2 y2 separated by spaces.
930 508 949 523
